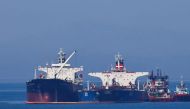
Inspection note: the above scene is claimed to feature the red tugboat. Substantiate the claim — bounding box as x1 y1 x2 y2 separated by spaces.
144 69 173 102
174 78 190 101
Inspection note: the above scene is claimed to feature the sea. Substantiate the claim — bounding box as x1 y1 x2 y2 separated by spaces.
0 82 190 109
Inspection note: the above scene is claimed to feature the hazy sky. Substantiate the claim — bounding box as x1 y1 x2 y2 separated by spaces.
0 0 190 82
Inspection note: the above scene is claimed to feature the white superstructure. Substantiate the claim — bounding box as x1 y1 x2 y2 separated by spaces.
88 53 149 88
36 48 83 83
175 79 189 95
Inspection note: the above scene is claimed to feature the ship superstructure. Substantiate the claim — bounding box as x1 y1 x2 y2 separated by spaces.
38 48 83 83
89 53 149 89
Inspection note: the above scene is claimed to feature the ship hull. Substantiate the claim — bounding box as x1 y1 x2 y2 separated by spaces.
26 79 83 103
174 94 190 102
97 88 148 102
78 90 98 102
148 95 174 102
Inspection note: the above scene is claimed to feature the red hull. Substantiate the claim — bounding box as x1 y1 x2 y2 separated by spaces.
148 96 174 102
27 92 54 102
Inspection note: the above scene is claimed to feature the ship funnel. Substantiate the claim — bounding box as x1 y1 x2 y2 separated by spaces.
115 53 124 72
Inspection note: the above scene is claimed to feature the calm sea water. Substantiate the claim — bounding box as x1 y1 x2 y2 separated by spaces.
0 82 190 109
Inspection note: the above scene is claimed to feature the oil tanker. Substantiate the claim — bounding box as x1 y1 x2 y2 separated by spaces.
26 49 84 103
88 53 149 102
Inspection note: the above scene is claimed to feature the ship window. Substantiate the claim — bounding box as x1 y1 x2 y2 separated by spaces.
85 92 88 96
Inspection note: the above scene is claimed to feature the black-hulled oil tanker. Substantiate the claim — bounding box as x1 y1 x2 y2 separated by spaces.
26 49 85 103
88 53 149 102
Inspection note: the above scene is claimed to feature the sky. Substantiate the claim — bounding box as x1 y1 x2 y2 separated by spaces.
0 0 190 83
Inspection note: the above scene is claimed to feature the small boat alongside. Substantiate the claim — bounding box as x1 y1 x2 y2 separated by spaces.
174 79 190 101
144 69 173 102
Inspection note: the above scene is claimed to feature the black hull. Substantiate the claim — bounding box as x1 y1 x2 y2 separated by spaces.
26 79 83 102
78 90 98 102
174 95 190 102
97 89 148 102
